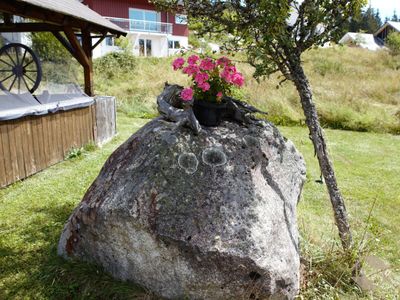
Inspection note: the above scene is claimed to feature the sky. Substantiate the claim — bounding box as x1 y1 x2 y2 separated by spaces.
369 0 400 20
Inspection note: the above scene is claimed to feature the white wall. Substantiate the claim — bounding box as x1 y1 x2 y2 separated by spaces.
92 37 120 59
92 33 189 58
1 32 31 46
168 35 189 56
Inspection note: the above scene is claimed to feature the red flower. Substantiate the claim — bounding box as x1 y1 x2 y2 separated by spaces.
232 72 245 87
172 57 185 70
188 54 200 65
180 88 194 101
183 65 200 76
194 72 209 84
199 58 215 71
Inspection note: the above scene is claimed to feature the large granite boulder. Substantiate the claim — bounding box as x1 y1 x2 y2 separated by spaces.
58 118 306 299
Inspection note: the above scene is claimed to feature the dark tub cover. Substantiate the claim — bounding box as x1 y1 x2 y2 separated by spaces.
0 86 94 121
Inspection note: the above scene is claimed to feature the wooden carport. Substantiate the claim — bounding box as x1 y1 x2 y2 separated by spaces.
0 0 127 96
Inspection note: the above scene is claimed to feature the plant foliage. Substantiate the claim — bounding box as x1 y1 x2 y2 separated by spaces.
30 32 71 63
173 55 244 103
386 32 400 56
151 0 366 81
93 51 137 80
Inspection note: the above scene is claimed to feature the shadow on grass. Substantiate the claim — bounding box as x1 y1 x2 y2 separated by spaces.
0 202 151 300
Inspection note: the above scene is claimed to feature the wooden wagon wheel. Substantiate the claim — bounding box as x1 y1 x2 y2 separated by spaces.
0 43 42 94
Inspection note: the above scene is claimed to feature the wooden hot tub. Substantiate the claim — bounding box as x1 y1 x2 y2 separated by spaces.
0 92 116 188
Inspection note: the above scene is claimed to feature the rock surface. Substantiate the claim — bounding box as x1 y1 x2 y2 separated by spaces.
58 118 306 299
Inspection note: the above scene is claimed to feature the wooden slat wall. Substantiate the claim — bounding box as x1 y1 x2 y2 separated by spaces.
0 106 95 188
95 96 116 146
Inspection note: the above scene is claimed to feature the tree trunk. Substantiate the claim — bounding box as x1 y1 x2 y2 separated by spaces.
288 57 352 250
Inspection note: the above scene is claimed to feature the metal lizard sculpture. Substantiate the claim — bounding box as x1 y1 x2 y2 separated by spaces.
157 83 267 134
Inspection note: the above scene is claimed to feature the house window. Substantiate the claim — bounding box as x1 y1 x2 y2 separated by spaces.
175 14 187 25
105 36 114 46
168 40 181 49
129 8 160 32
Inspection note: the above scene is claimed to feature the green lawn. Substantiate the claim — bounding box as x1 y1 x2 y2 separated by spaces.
0 114 399 299
280 127 400 298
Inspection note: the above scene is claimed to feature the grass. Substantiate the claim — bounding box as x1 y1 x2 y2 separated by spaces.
91 46 400 134
0 115 150 300
47 46 399 133
1 113 399 299
281 126 400 298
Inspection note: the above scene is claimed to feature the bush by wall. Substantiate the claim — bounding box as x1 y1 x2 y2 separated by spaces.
386 32 400 56
94 51 137 80
30 32 71 63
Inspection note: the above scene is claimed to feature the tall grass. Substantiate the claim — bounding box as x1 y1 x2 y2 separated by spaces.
93 46 400 134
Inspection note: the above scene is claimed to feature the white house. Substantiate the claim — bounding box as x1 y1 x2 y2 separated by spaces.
339 32 383 51
339 21 400 51
82 0 189 58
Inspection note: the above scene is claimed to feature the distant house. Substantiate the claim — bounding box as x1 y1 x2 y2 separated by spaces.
82 0 189 58
339 21 400 51
375 21 400 42
339 32 383 51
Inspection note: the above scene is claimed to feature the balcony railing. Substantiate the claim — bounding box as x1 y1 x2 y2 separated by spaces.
106 17 173 34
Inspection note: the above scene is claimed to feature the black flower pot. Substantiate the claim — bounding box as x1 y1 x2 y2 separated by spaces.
193 99 227 127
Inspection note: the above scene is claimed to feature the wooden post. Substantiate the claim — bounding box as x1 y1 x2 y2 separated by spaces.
64 26 93 96
82 29 94 96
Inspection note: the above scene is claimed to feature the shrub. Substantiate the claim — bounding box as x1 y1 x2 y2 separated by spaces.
313 59 344 76
30 32 71 63
29 33 80 85
40 61 80 84
114 36 133 52
386 32 400 56
94 51 137 79
66 147 83 159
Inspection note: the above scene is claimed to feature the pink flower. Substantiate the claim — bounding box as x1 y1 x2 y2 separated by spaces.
199 58 215 71
220 69 233 83
220 65 240 84
217 91 223 98
183 64 200 76
198 82 210 92
216 56 231 67
188 54 200 65
194 72 209 85
180 88 194 101
225 65 237 73
232 72 245 87
172 57 185 70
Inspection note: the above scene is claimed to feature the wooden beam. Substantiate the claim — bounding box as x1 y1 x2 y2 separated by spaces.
55 27 95 97
3 13 12 24
82 29 94 96
0 23 63 32
91 33 107 50
52 31 78 61
63 26 90 68
75 34 114 38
